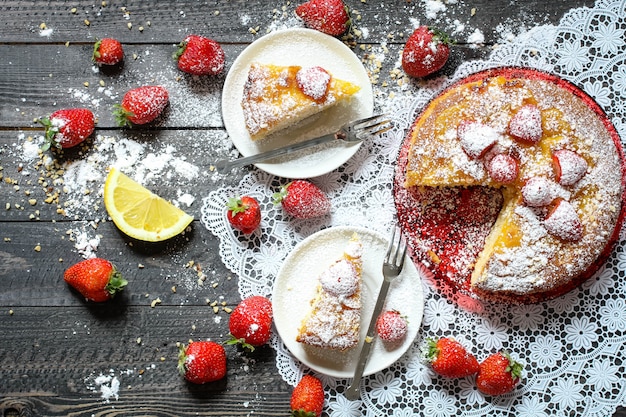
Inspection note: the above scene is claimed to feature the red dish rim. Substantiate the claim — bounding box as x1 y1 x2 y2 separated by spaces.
393 66 626 306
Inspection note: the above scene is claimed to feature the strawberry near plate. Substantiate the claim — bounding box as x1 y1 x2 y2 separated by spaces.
221 28 374 179
272 226 424 378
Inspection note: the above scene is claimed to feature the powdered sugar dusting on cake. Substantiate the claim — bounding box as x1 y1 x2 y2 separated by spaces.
296 234 363 351
397 69 624 303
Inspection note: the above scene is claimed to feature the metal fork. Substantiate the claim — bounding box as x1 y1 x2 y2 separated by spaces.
214 114 390 173
344 226 408 401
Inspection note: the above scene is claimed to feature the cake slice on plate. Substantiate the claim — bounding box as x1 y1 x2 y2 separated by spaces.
241 63 361 141
296 233 363 351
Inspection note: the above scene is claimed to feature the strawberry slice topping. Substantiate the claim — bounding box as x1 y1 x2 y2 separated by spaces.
486 153 519 184
544 198 583 242
457 121 499 159
509 104 543 144
522 177 555 207
552 149 588 186
296 66 331 102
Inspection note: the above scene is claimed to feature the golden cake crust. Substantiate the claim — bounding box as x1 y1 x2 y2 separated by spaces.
241 63 360 141
396 67 626 303
296 234 363 350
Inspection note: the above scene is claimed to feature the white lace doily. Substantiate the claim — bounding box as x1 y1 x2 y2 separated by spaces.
201 1 626 415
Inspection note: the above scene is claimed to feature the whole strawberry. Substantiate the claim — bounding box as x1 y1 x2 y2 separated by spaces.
402 26 451 78
113 85 169 127
295 0 350 37
227 295 273 351
290 375 324 417
63 258 127 302
178 340 227 384
93 38 124 65
226 196 261 234
424 337 479 378
39 108 95 151
175 34 225 76
376 310 408 343
476 351 523 396
273 180 331 219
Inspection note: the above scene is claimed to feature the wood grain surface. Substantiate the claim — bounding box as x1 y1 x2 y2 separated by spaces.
2 1 625 416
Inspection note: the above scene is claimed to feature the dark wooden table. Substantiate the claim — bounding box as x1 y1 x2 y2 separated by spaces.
1 1 625 416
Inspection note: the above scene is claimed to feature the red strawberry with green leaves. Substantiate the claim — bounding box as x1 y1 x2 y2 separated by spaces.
63 258 127 302
376 310 408 343
175 34 225 76
178 340 227 384
424 337 479 378
273 180 330 219
226 196 261 234
476 351 523 396
93 38 124 65
290 375 324 417
402 26 451 78
113 85 169 127
227 296 273 351
295 0 351 37
39 108 95 151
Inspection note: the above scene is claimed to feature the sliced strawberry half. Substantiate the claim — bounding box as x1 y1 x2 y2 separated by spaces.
552 149 588 186
457 121 499 159
486 153 519 184
544 198 583 242
509 104 543 145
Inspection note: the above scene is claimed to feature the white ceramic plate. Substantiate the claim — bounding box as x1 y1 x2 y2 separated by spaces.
221 28 374 179
272 226 424 378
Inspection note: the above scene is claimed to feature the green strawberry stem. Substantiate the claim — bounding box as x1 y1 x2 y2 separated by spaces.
173 40 188 61
177 344 188 375
225 334 255 352
226 197 246 214
92 38 102 61
105 270 128 298
37 117 59 151
112 104 135 127
272 183 291 205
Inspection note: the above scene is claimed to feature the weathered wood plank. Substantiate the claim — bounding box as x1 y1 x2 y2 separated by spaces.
0 0 597 44
0 220 243 307
0 305 291 416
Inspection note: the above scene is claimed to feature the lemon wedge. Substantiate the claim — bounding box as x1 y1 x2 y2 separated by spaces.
104 167 194 242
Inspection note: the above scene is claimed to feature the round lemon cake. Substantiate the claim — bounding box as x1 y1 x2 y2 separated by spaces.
394 67 626 304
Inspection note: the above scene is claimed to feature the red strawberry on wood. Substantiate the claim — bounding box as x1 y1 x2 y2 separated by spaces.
476 351 523 396
226 196 261 234
424 337 479 378
402 26 451 78
93 38 124 65
227 295 273 351
290 375 324 417
39 108 95 151
114 85 169 127
178 340 227 384
295 0 351 37
273 180 331 219
175 34 225 76
63 258 127 302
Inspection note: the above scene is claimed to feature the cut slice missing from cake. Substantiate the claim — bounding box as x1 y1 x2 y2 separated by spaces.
296 233 363 351
241 63 361 141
